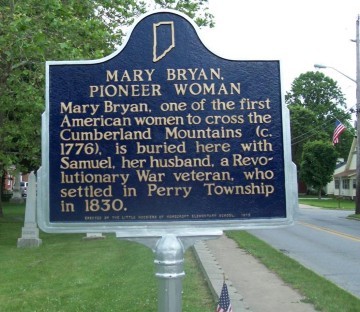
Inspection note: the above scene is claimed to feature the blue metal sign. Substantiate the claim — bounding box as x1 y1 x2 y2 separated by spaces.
39 10 296 234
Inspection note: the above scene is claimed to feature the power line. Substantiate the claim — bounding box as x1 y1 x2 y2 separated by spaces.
290 103 356 146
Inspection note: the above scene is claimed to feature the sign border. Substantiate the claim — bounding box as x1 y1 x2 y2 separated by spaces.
38 9 297 236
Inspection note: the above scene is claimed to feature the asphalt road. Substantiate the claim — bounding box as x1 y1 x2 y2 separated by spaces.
248 205 360 298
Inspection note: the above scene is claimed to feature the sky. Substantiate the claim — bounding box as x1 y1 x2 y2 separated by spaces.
199 0 360 110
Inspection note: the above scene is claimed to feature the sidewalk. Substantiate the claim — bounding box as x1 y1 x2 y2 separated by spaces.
194 234 317 312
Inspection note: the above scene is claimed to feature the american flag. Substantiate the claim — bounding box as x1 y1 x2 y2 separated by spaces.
216 282 233 312
332 120 346 144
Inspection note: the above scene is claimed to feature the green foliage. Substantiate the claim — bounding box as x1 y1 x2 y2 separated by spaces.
0 0 213 173
0 1 111 173
300 140 338 197
152 0 215 27
289 105 327 167
286 71 349 123
286 71 353 168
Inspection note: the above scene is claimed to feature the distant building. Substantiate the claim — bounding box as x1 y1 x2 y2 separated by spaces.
2 170 29 193
326 138 357 199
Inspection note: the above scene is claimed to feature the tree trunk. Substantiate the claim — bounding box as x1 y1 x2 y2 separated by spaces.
0 170 4 217
318 188 322 200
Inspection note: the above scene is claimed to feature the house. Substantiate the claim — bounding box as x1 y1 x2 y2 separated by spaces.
326 137 357 199
2 170 29 193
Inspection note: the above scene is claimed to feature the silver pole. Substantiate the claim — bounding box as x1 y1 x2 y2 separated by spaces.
120 232 222 311
154 234 185 312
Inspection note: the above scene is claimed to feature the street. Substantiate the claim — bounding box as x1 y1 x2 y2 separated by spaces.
249 205 360 298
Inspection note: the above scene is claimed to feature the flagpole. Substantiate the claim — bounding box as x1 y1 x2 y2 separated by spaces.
216 276 233 312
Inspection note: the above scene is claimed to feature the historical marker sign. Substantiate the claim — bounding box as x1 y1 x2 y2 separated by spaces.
38 10 296 235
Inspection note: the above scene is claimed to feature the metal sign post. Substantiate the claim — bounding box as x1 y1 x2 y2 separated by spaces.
124 232 222 312
155 235 185 312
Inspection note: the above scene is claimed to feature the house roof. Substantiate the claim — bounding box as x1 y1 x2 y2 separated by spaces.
334 169 357 178
335 161 346 169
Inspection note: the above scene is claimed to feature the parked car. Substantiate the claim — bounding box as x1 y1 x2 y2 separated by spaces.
20 181 28 198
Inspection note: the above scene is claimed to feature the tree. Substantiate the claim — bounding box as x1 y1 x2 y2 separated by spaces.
288 105 328 168
286 71 354 167
0 0 214 216
300 140 338 199
286 71 350 125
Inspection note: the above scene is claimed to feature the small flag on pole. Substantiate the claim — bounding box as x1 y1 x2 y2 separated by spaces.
332 120 346 145
216 281 233 312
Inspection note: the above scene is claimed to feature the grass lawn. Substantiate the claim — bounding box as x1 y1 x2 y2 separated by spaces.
2 200 359 311
0 203 215 312
299 196 360 219
298 196 354 209
299 196 356 210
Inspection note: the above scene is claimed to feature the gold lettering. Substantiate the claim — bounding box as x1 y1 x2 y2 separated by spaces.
166 68 221 81
203 183 274 197
106 69 155 82
89 84 161 97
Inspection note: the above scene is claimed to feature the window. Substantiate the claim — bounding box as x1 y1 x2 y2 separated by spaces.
335 179 340 189
342 179 349 189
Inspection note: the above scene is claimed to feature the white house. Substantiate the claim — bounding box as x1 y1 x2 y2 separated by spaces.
326 138 357 198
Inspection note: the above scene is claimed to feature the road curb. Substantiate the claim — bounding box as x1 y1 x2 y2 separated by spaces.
193 240 251 311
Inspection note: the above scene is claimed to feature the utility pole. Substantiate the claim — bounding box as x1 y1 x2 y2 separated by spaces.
315 16 360 215
355 16 360 215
